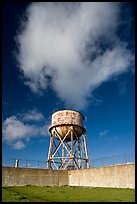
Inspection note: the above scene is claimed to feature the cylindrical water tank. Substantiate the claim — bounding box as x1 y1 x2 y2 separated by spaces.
49 110 85 141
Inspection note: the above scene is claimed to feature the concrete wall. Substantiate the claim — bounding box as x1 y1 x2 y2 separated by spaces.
2 167 68 187
2 163 135 188
68 163 135 189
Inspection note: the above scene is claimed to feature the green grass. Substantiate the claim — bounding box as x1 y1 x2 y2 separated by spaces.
2 185 135 202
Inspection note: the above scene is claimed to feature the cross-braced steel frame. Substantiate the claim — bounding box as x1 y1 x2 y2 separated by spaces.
47 126 90 170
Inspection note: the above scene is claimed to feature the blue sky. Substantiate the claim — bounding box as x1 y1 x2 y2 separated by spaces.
2 2 135 166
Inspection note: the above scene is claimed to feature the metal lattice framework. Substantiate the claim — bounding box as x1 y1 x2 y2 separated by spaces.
47 126 90 170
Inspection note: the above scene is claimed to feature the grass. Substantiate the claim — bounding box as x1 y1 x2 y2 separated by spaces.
2 185 135 202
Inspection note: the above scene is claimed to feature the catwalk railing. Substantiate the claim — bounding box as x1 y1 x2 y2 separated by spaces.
2 152 135 169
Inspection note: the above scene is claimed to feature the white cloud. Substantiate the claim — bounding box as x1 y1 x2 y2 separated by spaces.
2 110 49 149
15 2 134 110
12 140 25 149
39 124 50 137
2 116 37 141
99 129 118 143
21 109 45 121
99 129 109 137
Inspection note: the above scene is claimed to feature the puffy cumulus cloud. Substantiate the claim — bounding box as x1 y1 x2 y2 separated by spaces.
15 2 134 110
20 109 45 121
2 110 49 149
12 140 26 150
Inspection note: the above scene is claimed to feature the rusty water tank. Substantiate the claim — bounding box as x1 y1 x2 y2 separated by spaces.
49 110 85 141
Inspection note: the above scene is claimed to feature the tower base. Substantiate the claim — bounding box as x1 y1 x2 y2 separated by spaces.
47 126 90 170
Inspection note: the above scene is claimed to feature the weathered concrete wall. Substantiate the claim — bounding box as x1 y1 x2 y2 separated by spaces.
2 163 135 188
2 167 68 187
68 163 135 189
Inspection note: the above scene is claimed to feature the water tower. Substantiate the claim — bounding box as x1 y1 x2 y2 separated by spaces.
47 110 90 170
